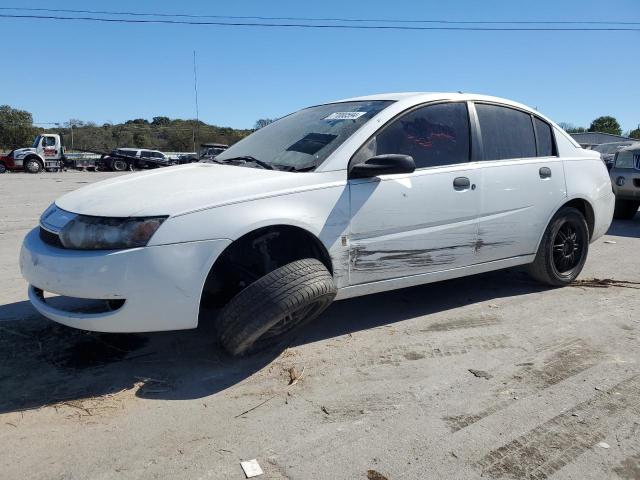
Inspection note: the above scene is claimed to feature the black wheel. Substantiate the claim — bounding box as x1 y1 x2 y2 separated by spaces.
111 159 129 171
613 199 639 220
528 207 589 287
0 162 6 174
217 258 336 356
24 157 42 173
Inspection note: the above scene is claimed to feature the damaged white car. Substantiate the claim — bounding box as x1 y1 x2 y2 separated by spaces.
20 93 615 355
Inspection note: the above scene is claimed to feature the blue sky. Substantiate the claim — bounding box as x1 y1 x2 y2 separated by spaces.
1 0 639 131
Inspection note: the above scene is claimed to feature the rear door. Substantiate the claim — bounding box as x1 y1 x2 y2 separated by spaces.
348 102 481 285
472 103 566 262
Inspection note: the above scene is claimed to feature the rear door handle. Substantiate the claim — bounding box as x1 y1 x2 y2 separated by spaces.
539 167 552 179
453 176 471 190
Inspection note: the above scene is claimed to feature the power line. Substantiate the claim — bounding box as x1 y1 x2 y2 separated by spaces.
1 6 639 26
0 13 639 31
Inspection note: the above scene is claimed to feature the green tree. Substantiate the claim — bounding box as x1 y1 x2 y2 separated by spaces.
152 116 171 126
588 116 622 135
629 127 640 139
0 105 37 150
126 118 149 125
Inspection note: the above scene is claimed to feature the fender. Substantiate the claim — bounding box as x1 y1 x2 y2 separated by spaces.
533 194 596 254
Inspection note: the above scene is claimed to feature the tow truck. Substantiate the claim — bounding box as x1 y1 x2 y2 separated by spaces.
0 133 66 173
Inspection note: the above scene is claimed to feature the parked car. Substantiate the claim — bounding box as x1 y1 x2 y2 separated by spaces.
610 142 640 219
98 148 177 171
20 93 614 356
591 142 635 171
177 143 229 164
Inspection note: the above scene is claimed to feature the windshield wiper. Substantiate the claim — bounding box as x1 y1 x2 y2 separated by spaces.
218 156 274 170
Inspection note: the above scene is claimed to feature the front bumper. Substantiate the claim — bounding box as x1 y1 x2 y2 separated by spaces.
20 228 230 332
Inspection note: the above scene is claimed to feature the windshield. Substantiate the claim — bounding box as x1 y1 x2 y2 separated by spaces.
615 150 640 169
216 100 393 170
31 135 41 148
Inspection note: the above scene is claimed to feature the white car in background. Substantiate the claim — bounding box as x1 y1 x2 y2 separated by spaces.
20 93 615 356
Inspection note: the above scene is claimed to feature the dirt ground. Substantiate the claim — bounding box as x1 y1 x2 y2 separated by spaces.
1 171 639 480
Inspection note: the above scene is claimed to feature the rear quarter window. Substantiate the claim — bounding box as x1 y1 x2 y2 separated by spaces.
534 117 556 157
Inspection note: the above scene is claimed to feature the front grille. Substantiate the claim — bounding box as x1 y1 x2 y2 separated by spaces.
39 227 64 248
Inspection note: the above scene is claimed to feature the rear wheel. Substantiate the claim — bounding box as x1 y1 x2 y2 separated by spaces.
613 199 639 220
111 159 129 171
0 162 6 174
528 207 589 286
24 157 42 173
217 258 336 356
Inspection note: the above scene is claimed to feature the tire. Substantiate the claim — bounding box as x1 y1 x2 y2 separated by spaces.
0 162 6 174
24 157 42 174
217 258 336 356
111 159 129 172
528 207 589 287
613 199 639 220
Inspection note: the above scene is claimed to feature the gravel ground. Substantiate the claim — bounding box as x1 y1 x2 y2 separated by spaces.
0 171 639 480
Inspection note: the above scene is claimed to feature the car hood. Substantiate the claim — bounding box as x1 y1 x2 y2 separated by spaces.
55 163 342 217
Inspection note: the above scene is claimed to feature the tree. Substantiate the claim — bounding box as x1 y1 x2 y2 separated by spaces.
125 118 149 125
152 116 171 126
254 118 276 130
588 116 622 136
0 104 37 150
629 127 640 139
66 118 85 128
558 122 586 133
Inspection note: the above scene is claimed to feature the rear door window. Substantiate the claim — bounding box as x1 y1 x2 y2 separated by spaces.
476 104 536 160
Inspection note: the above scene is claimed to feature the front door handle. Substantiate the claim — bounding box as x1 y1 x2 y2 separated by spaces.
539 167 552 179
453 176 471 190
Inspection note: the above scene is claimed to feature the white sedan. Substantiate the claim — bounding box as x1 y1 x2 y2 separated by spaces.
20 93 615 356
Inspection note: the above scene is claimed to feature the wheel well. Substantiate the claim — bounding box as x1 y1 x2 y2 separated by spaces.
563 198 595 239
200 225 332 309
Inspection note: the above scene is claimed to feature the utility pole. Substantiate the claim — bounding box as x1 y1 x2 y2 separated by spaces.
193 50 200 153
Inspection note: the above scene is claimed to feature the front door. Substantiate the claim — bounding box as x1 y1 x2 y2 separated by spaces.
40 135 59 160
347 102 481 285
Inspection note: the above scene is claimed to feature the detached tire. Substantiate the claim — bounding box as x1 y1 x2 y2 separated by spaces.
217 258 336 356
613 199 639 220
528 207 589 287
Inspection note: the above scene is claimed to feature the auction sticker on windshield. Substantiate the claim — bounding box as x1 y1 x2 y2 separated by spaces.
324 111 367 120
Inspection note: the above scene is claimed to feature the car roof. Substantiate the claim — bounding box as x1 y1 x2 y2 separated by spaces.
596 141 633 147
618 142 640 152
333 91 537 113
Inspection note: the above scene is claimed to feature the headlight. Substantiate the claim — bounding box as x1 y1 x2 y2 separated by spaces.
59 215 167 250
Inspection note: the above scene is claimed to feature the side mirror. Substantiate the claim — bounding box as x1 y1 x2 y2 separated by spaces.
350 154 415 179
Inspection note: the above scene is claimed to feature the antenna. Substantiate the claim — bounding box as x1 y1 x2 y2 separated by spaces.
193 50 200 152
